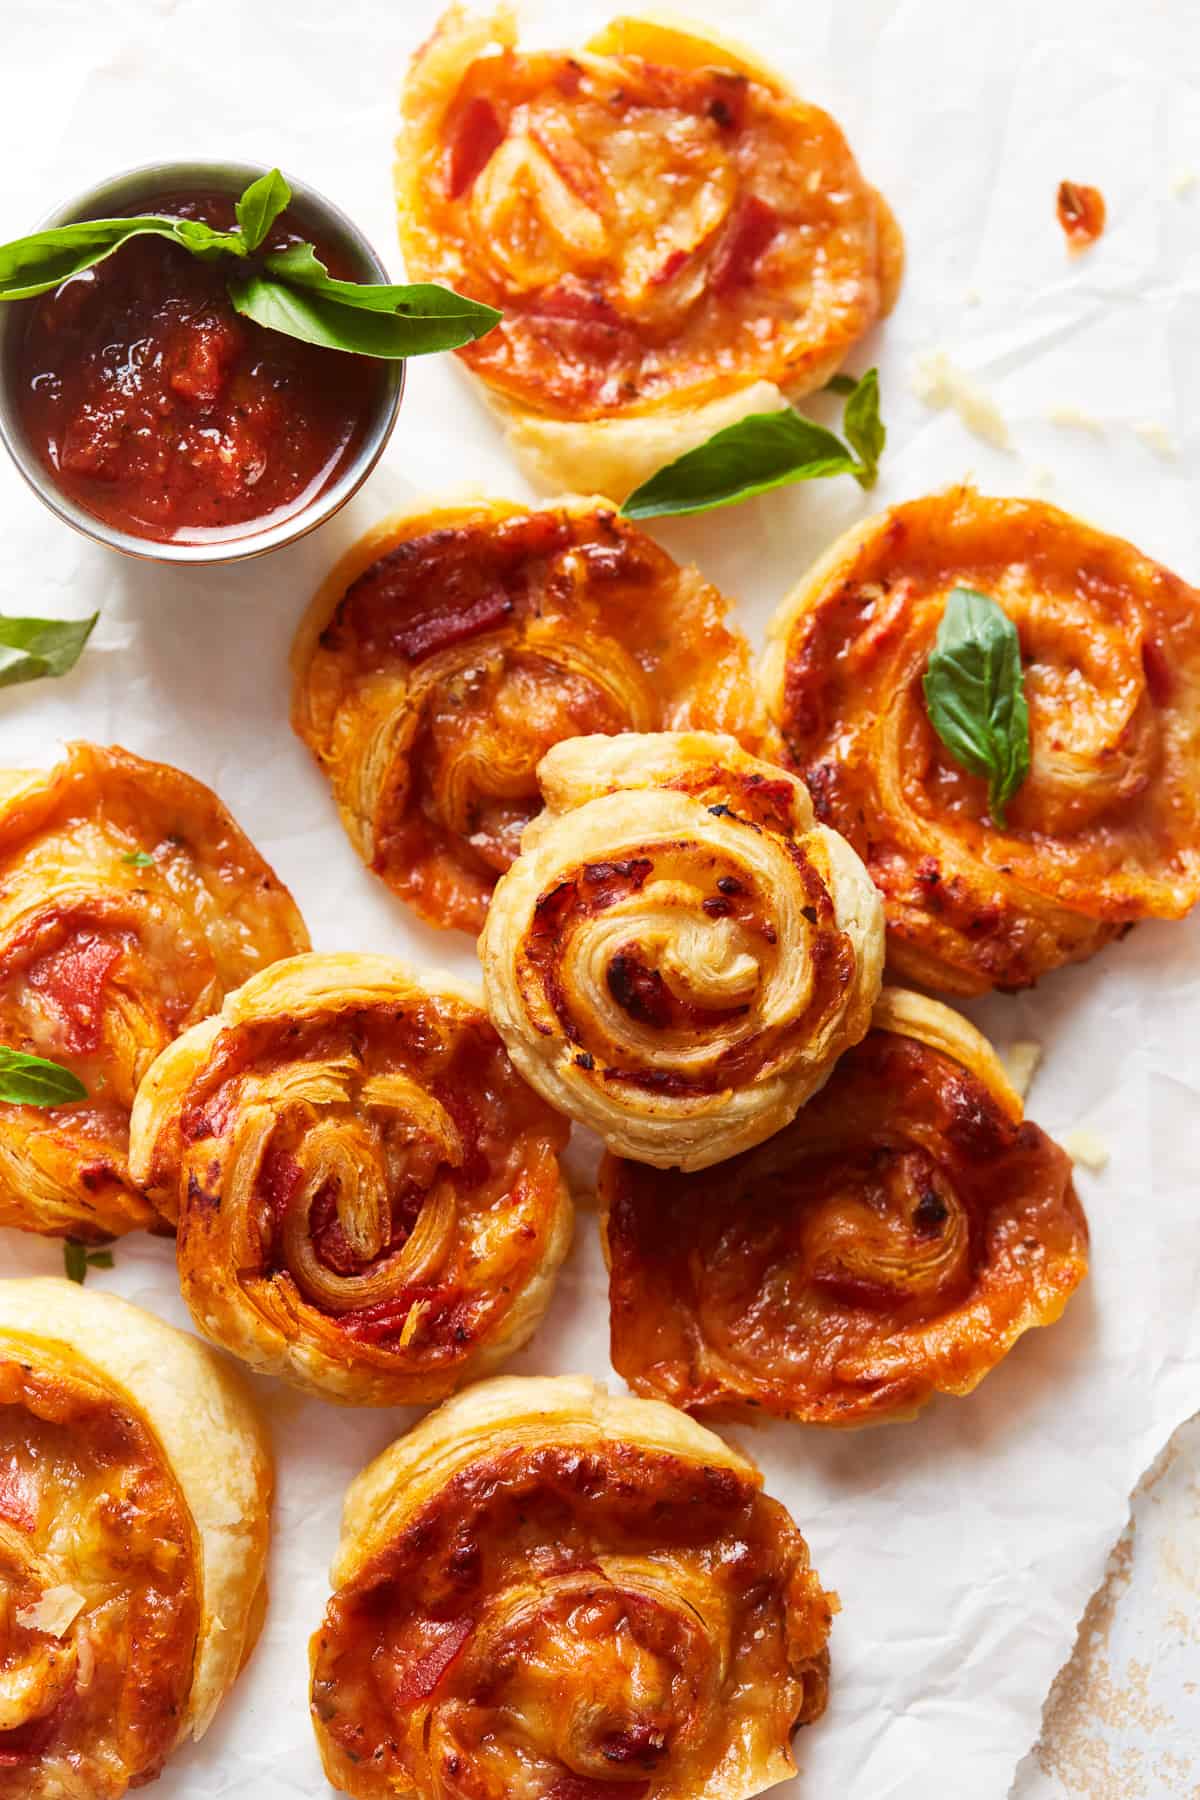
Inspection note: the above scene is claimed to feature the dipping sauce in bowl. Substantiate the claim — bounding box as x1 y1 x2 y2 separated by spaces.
11 191 381 545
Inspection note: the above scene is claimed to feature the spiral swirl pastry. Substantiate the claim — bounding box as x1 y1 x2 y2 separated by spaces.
310 1374 833 1799
763 488 1200 993
480 731 883 1170
0 742 308 1240
0 1278 271 1798
129 953 572 1405
397 8 903 497
603 987 1089 1425
292 496 768 934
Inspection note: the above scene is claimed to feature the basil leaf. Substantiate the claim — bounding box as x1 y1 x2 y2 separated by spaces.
842 367 885 488
824 372 858 396
621 410 859 520
922 586 1031 825
0 612 97 688
63 1241 113 1285
235 168 292 252
121 850 154 867
265 244 500 329
0 1048 87 1107
227 268 499 358
171 217 246 262
0 218 242 300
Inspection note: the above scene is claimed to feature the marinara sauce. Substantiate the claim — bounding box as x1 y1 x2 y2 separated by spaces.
11 191 381 543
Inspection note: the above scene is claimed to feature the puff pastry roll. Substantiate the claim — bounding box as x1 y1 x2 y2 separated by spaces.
291 496 768 934
396 8 902 497
0 1278 271 1797
603 988 1089 1425
310 1374 833 1799
129 953 572 1405
764 488 1200 993
0 742 308 1241
480 731 883 1170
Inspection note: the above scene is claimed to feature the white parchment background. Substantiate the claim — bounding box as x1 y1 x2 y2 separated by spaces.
2 0 1199 1794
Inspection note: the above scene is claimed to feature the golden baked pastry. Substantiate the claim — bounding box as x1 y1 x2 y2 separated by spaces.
0 742 308 1240
129 952 572 1405
310 1374 833 1798
291 495 768 934
480 730 884 1169
396 8 903 497
763 487 1200 993
603 987 1089 1424
0 1278 271 1796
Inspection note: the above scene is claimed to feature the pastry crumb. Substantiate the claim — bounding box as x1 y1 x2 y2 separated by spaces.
1062 1127 1109 1172
1047 403 1105 434
1172 168 1197 197
1001 1040 1042 1100
911 351 1010 447
1132 419 1178 458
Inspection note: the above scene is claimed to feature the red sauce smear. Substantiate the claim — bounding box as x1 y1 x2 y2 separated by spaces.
12 191 381 544
1056 180 1106 250
0 1457 36 1532
26 930 122 1054
0 1713 58 1766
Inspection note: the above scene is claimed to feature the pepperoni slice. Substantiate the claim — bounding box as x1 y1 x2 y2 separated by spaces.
446 98 506 198
26 931 122 1054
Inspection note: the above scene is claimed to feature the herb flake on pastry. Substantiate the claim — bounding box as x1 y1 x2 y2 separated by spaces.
395 6 903 497
128 952 572 1405
0 1278 271 1796
0 742 308 1240
310 1373 833 1799
291 495 770 934
763 487 1200 993
603 987 1089 1424
479 730 884 1170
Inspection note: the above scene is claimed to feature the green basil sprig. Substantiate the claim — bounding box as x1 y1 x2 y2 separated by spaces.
923 586 1031 825
0 612 97 689
620 368 885 521
64 1240 114 1284
0 170 499 360
0 1047 87 1106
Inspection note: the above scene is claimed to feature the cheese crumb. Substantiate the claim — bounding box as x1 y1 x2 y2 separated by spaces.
1133 419 1178 458
911 351 1010 447
1047 403 1105 435
963 287 982 307
1172 168 1196 197
1000 1041 1042 1100
1062 1128 1109 1172
17 1585 86 1638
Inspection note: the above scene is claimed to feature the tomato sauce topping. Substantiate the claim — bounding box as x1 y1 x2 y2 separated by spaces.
1056 180 1106 250
11 191 381 543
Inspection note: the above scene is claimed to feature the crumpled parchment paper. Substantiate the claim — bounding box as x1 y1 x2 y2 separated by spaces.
2 0 1199 1794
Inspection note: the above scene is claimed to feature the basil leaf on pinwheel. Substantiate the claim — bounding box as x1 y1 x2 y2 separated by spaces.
922 585 1032 825
0 1048 87 1106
